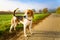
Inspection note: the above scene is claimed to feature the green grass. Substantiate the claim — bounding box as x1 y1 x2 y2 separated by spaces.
0 13 49 36
33 14 49 22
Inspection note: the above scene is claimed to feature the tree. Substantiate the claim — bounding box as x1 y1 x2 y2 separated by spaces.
56 7 60 14
49 9 56 13
39 10 42 13
42 8 48 13
32 9 36 12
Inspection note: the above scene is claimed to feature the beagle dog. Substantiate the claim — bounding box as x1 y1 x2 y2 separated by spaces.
9 8 34 37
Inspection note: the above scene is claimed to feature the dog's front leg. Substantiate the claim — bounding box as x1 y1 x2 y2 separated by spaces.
24 24 27 37
29 21 32 34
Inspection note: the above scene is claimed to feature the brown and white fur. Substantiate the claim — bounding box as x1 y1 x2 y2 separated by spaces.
9 8 34 37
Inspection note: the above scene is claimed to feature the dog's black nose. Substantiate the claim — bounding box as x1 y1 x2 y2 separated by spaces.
24 16 26 18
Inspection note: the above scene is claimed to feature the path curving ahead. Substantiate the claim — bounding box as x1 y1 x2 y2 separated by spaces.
33 14 60 32
9 14 60 40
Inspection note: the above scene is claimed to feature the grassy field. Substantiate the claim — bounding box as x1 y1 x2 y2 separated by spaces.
0 13 50 36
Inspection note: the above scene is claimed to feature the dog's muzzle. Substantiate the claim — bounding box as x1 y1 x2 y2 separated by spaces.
24 15 26 18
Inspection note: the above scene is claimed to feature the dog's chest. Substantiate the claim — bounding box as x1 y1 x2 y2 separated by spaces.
23 19 32 25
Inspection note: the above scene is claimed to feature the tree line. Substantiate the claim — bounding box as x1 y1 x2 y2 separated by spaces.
0 7 60 14
32 7 60 14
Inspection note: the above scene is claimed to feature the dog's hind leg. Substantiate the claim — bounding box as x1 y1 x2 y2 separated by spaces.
9 24 14 33
14 23 17 31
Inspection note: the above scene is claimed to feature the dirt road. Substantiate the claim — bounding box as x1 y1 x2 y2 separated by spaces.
9 14 60 40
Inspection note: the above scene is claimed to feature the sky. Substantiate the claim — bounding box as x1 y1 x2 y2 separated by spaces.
0 0 60 11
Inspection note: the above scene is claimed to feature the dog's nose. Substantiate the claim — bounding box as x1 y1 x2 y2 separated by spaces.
24 15 26 18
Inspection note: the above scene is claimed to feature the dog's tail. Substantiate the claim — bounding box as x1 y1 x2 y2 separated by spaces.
13 8 19 16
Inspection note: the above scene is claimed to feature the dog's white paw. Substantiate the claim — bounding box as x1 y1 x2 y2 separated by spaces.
30 31 33 35
14 29 16 31
24 35 27 37
9 30 12 33
31 32 33 35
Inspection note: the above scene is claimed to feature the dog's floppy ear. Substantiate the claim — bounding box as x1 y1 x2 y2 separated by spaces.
29 10 34 18
31 10 34 18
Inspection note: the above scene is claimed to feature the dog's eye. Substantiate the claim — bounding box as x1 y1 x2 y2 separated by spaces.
27 12 29 14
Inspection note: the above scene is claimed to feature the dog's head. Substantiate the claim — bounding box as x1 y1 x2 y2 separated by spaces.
25 10 34 18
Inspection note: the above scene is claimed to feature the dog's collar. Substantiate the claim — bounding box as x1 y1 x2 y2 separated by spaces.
24 16 31 21
27 19 31 21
